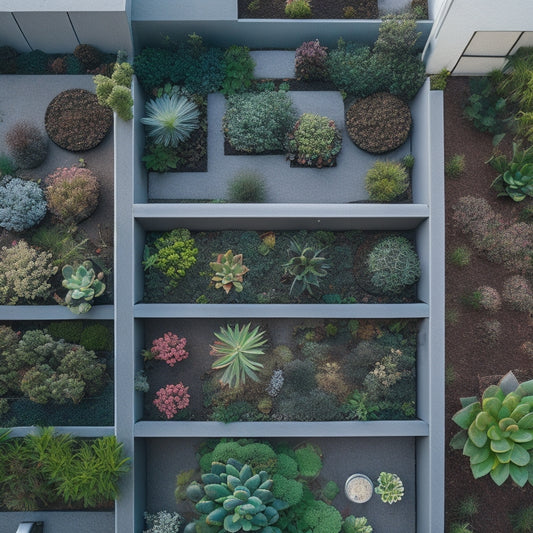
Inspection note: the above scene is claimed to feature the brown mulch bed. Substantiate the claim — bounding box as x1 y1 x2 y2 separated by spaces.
45 89 113 152
444 77 533 532
238 0 379 19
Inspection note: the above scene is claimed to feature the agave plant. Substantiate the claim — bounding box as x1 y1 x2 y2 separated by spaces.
487 142 533 201
60 260 105 314
185 458 287 533
282 239 329 297
210 250 250 294
210 323 267 387
374 472 404 504
140 94 200 147
450 376 533 486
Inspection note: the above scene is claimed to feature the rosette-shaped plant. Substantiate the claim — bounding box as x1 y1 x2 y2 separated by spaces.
186 458 288 533
210 250 250 294
374 472 404 504
60 260 106 314
450 377 533 486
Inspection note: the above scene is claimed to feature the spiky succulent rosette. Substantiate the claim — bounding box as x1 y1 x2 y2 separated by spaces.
186 458 288 533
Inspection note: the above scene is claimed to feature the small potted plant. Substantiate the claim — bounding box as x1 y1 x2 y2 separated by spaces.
345 473 374 503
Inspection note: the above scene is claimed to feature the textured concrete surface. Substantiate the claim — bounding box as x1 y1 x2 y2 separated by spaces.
0 512 115 533
250 50 295 79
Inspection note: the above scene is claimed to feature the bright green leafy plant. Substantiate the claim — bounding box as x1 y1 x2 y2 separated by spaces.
283 239 330 297
210 250 250 294
374 472 404 504
210 323 267 388
60 260 106 314
221 45 256 95
185 458 288 532
343 515 373 533
450 377 533 486
487 142 533 201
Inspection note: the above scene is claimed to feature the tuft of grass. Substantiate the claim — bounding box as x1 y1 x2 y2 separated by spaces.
28 224 89 266
458 495 479 518
445 365 456 386
511 506 533 533
445 307 460 325
227 170 267 203
449 246 471 267
445 154 466 179
461 290 482 310
449 523 473 533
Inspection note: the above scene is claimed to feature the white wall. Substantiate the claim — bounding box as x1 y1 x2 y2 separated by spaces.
424 0 533 73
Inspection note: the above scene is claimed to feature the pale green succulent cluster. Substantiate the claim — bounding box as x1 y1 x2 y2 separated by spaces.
61 260 105 314
185 458 288 533
210 250 250 294
374 472 404 504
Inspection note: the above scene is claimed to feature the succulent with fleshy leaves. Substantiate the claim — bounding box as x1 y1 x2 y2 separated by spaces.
210 323 267 388
374 472 404 504
450 378 533 486
185 458 288 533
210 250 249 294
283 239 329 297
60 260 105 314
488 142 533 201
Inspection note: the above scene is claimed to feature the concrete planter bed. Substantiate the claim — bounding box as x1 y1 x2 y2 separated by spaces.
140 317 419 422
143 436 416 532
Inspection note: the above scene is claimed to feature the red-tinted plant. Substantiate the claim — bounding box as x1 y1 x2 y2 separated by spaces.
153 383 190 419
150 332 189 366
5 121 48 169
295 40 328 81
50 57 67 74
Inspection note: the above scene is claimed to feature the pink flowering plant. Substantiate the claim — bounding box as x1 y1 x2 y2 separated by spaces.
153 383 190 419
143 332 188 367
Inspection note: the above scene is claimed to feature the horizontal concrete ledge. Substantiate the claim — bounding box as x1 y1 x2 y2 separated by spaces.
0 304 114 321
134 303 429 318
134 420 429 437
6 426 115 438
3 0 126 11
132 0 236 21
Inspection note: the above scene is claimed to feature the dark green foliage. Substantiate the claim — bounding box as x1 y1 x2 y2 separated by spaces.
222 45 255 95
0 46 19 74
47 321 84 343
272 473 304 506
346 341 388 384
458 495 479 518
210 441 278 473
210 401 263 423
80 323 112 351
277 389 339 421
321 480 339 501
430 68 450 90
227 170 267 203
464 77 508 136
15 50 48 74
133 47 177 94
273 454 299 479
283 359 316 393
0 154 16 176
385 54 427 101
294 444 322 478
299 499 343 533
511 506 533 532
65 54 85 74
142 143 183 172
183 47 225 95
373 13 422 58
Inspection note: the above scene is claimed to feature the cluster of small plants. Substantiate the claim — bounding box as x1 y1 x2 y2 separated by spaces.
143 229 421 304
0 427 129 511
0 43 117 75
0 324 110 416
141 319 417 423
178 439 373 533
364 159 410 202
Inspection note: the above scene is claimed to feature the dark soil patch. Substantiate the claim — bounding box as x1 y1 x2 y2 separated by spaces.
444 77 533 533
238 0 379 19
45 89 113 152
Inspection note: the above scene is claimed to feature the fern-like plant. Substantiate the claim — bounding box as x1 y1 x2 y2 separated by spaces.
210 323 267 387
141 94 200 147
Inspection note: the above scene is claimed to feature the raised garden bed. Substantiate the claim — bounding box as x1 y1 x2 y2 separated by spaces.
142 229 420 304
140 318 418 422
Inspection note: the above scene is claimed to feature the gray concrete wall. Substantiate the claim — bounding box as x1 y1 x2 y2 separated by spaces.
0 512 115 533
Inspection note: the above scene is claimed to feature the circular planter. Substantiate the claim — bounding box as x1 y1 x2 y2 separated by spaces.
345 473 374 503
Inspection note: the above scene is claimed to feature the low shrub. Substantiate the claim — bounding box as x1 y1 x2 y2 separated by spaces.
47 321 84 343
153 383 190 419
221 45 255 95
45 166 99 223
295 40 328 81
94 62 134 121
73 44 102 70
15 49 48 74
430 68 450 90
0 154 16 176
0 177 47 232
502 275 533 312
223 91 297 153
133 47 176 94
0 241 57 304
367 236 420 294
365 161 409 202
28 225 90 267
5 122 48 169
373 13 421 59
286 113 342 167
227 170 267 202
141 94 200 147
0 45 19 74
80 324 112 351
294 444 322 478
285 0 312 18
346 93 412 154
445 154 466 179
510 506 533 533
449 246 471 267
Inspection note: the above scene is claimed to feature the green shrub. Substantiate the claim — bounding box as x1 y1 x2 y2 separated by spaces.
29 225 89 267
272 473 304 506
227 170 267 203
5 121 48 169
283 359 317 393
510 506 533 533
65 54 84 74
299 499 343 533
278 390 339 421
430 68 450 90
449 246 470 267
458 495 479 518
402 154 415 170
449 523 473 533
274 453 299 479
0 240 57 305
107 85 134 121
285 0 312 18
321 480 339 501
221 45 255 95
367 236 420 294
445 154 466 178
0 46 19 74
133 47 176 93
183 46 225 96
343 515 373 533
373 13 421 58
15 50 48 74
365 161 409 202
80 324 112 351
47 321 84 343
294 444 322 478
0 177 47 232
0 154 16 176
286 113 342 167
223 91 297 153
142 144 182 172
